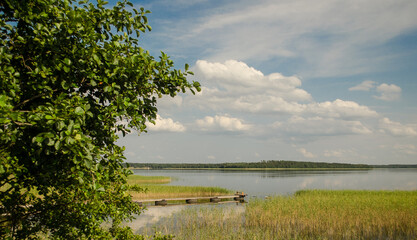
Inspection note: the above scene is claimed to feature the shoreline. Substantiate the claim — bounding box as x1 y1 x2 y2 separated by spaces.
130 167 375 171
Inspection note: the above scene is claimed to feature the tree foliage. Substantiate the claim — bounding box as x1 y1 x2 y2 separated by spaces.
0 0 199 238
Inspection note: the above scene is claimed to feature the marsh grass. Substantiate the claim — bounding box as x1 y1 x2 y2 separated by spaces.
149 190 417 239
130 185 232 200
126 175 232 200
127 175 172 184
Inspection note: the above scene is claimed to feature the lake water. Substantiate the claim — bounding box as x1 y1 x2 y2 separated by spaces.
132 168 417 197
128 168 417 233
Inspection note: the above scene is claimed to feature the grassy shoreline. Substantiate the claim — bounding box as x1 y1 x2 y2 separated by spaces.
130 185 233 200
130 167 374 171
127 175 233 200
147 190 417 239
127 175 172 184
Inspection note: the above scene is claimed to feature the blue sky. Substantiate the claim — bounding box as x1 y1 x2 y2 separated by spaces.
115 0 417 164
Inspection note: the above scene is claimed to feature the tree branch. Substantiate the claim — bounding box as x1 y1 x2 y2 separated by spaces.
14 89 58 110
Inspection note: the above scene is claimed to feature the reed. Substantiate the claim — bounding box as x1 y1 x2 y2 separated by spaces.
147 190 417 239
127 175 172 184
245 190 417 239
130 185 232 200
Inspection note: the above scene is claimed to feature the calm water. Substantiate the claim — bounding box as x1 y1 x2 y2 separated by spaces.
128 168 417 232
132 168 417 197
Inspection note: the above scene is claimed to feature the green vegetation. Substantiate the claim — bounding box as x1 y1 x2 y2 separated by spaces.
126 175 232 200
148 190 417 239
0 0 199 239
127 175 172 184
128 160 372 169
130 185 232 200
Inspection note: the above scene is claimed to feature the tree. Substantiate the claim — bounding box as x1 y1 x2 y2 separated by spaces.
0 0 200 238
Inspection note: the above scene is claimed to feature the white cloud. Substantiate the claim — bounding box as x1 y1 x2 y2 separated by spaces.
323 149 356 158
393 144 417 155
195 115 252 132
298 148 316 158
379 118 417 136
195 60 311 101
324 150 343 158
207 155 216 160
146 115 186 132
374 83 401 101
349 80 376 91
157 95 183 108
190 60 378 119
274 116 372 136
307 99 378 119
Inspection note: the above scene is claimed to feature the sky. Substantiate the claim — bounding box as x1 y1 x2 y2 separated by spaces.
114 0 417 165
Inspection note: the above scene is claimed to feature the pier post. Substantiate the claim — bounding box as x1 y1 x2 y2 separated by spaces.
186 199 198 204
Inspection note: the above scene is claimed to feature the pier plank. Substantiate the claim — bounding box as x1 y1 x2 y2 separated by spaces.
134 193 247 205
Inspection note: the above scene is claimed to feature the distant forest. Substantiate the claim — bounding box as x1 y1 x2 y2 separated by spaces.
126 160 417 169
127 160 365 169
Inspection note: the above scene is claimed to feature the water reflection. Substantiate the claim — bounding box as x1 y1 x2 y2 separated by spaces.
127 203 245 234
125 206 186 234
257 169 370 178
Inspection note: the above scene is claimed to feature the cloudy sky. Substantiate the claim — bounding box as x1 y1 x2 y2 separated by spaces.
115 0 417 165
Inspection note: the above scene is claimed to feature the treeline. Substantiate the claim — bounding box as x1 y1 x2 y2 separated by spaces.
126 160 373 169
372 164 417 168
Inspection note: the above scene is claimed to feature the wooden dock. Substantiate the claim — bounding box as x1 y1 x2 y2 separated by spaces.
134 192 247 206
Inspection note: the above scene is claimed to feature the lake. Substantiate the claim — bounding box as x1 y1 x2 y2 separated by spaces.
128 168 417 233
132 168 417 197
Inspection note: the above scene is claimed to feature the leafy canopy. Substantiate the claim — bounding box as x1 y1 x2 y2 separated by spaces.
0 0 199 239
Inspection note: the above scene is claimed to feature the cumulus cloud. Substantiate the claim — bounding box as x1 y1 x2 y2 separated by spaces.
306 99 378 119
146 115 186 132
349 80 376 91
379 118 417 136
349 81 401 102
190 60 377 119
195 60 311 101
298 148 316 158
374 83 402 101
273 116 372 136
195 115 252 132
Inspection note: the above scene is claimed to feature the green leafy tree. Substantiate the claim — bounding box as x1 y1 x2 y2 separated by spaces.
0 0 199 238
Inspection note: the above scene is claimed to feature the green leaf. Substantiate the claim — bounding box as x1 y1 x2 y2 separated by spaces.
74 134 81 141
54 140 61 150
0 95 8 107
64 58 72 65
56 121 65 131
74 107 85 115
85 159 92 169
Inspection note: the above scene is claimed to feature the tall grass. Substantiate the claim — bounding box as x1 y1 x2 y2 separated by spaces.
246 190 417 239
130 185 232 200
127 175 172 184
148 190 417 239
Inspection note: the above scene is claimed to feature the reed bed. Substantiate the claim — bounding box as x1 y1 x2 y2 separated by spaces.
130 185 233 200
148 190 417 239
127 175 172 184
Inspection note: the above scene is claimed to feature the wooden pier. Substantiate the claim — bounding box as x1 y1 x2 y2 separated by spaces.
134 192 247 206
